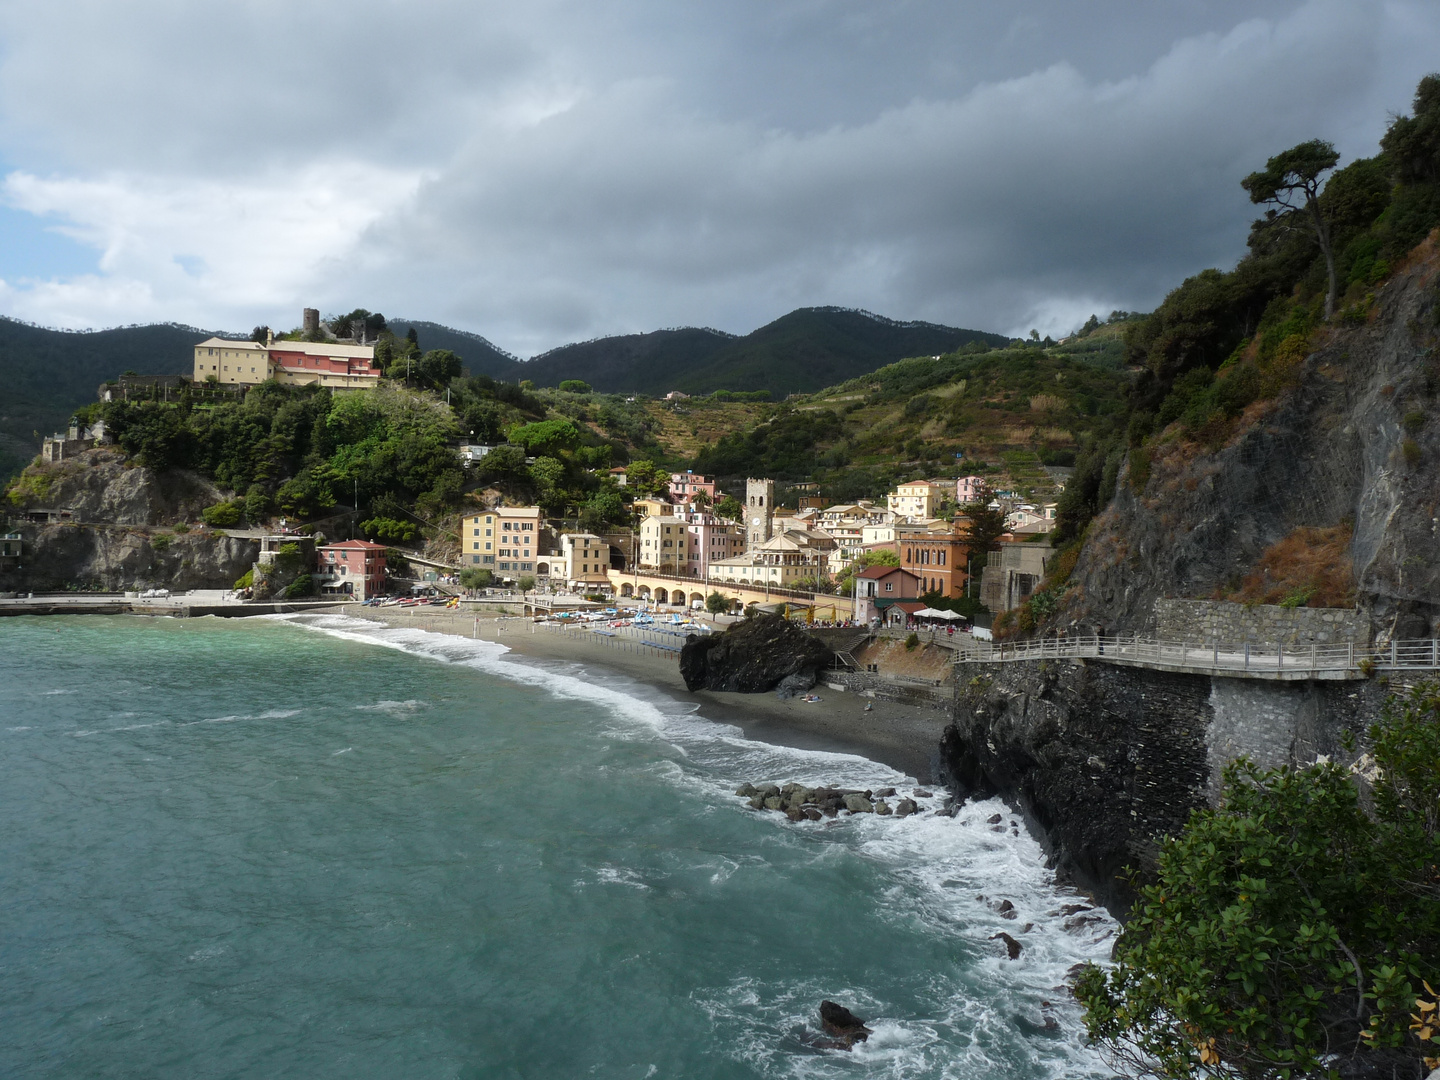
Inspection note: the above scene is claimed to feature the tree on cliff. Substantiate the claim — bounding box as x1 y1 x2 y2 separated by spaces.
1076 682 1440 1080
1242 139 1341 320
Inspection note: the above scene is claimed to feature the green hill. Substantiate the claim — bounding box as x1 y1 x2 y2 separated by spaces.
384 320 524 380
0 318 210 482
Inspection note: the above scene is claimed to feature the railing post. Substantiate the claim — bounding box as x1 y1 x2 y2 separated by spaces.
1278 643 1283 670
1433 638 1438 668
1391 639 1397 668
1348 640 1354 669
1244 643 1249 671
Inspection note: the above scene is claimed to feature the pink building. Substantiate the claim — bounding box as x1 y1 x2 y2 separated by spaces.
316 540 387 600
668 471 717 506
679 512 745 577
956 476 989 504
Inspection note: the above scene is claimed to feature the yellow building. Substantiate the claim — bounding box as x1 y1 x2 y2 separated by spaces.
193 336 380 391
887 481 948 521
465 506 544 574
638 515 687 572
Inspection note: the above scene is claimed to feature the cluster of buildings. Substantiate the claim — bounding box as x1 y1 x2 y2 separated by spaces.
449 468 1060 621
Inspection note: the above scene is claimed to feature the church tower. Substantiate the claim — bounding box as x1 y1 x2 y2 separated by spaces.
746 477 775 550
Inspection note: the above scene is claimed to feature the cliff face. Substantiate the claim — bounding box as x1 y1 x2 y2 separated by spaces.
1061 243 1440 639
945 660 1391 915
1 524 257 592
4 447 254 591
11 448 227 526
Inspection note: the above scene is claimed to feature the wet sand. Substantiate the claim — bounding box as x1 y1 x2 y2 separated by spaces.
335 605 954 783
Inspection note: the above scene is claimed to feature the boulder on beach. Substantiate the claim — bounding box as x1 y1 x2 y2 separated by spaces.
679 614 834 693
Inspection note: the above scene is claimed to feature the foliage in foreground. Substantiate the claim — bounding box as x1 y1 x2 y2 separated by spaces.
1076 682 1440 1079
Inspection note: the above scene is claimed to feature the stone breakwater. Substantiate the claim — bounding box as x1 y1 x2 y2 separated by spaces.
734 780 938 820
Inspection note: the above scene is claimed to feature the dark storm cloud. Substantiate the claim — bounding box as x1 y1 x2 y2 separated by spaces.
0 0 1434 348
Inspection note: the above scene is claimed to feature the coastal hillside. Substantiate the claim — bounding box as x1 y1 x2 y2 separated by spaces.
384 320 524 380
0 318 205 483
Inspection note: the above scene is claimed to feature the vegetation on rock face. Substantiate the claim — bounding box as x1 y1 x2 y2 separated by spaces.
1076 681 1440 1080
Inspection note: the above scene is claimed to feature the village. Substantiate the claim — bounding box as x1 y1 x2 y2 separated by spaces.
6 318 1065 635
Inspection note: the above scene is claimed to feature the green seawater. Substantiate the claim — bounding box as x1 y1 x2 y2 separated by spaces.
0 614 1116 1078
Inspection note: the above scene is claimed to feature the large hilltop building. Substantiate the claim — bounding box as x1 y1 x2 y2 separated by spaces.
193 334 379 391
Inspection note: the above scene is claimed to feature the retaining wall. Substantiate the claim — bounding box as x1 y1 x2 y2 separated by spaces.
1155 598 1368 646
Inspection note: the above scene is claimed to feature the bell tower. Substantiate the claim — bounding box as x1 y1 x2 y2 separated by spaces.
746 477 775 550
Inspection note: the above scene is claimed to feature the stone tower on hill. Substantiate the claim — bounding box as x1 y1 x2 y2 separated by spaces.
746 477 775 550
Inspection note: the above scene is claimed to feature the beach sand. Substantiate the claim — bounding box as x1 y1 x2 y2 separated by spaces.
334 606 954 783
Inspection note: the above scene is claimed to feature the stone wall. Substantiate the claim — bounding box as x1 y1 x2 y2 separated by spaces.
944 658 1399 915
1155 598 1369 646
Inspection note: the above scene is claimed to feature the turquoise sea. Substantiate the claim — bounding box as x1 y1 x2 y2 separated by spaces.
0 613 1116 1079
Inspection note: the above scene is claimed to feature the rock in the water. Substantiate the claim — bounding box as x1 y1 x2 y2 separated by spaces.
679 613 834 693
764 796 784 811
992 932 1023 960
803 807 822 821
987 813 1003 824
873 787 896 798
819 1000 873 1049
735 783 757 797
759 784 781 799
895 798 917 817
874 800 892 816
996 899 1017 919
843 794 874 813
786 806 805 822
913 789 933 799
747 795 766 810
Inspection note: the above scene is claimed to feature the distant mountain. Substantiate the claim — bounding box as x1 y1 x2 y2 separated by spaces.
0 318 207 482
431 307 1007 396
666 308 1008 398
385 320 524 380
521 327 736 391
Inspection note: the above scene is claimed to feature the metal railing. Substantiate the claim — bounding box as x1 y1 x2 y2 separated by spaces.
953 635 1440 677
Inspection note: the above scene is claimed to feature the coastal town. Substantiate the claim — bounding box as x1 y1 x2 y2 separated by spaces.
4 315 1067 636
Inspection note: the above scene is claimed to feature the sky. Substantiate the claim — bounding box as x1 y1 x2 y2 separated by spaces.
0 0 1437 357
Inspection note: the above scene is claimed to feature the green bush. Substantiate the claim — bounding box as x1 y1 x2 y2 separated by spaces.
458 567 492 590
201 501 242 528
150 533 172 553
234 569 254 589
282 573 313 599
172 522 190 534
557 380 591 394
1402 438 1423 466
1077 681 1440 1079
904 631 919 651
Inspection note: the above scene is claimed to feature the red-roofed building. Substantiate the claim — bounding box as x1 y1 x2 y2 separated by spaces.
316 540 388 600
852 564 921 624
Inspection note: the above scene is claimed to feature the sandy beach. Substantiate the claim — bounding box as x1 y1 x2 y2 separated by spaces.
333 605 954 783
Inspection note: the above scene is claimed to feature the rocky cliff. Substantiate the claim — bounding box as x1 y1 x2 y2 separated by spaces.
9 447 228 526
4 447 255 591
1061 240 1440 640
944 659 1395 915
1 524 257 593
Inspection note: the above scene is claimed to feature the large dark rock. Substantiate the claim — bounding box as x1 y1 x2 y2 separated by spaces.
818 1000 872 1049
679 613 833 693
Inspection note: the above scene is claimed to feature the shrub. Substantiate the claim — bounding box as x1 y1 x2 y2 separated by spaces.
173 522 190 534
1403 410 1426 434
904 631 919 651
150 533 172 553
234 569 254 589
282 574 313 599
1077 681 1440 1080
557 379 591 394
1402 438 1423 466
458 567 492 590
201 501 242 528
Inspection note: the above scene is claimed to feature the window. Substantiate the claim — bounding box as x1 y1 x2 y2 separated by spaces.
884 583 893 592
473 542 479 550
484 542 492 551
473 529 479 536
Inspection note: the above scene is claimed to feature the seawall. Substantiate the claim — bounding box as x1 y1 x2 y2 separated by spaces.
942 657 1400 915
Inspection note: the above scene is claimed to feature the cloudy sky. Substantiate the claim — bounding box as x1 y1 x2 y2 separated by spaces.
0 0 1436 356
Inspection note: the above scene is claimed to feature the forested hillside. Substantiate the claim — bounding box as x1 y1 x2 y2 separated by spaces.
0 319 205 482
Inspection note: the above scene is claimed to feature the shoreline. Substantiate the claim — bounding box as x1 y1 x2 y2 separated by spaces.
322 605 953 784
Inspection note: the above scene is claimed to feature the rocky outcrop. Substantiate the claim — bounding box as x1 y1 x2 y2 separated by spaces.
9 448 228 526
1061 243 1440 640
0 524 257 592
944 658 1397 915
679 613 833 693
